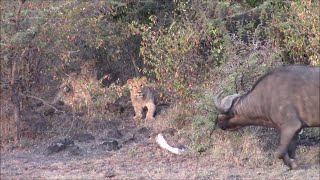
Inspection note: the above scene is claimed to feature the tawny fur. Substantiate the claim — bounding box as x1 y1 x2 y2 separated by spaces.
127 77 156 122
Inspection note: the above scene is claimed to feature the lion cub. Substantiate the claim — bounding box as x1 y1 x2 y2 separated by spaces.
127 77 156 121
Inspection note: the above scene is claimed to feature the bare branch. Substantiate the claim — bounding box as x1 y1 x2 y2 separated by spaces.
19 92 64 113
15 0 27 30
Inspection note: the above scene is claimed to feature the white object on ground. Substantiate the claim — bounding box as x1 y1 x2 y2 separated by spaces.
155 133 185 155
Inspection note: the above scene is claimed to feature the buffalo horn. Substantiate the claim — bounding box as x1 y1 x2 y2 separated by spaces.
214 91 226 113
214 92 241 113
220 94 241 112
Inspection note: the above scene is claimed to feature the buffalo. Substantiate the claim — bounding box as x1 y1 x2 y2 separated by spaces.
214 65 320 169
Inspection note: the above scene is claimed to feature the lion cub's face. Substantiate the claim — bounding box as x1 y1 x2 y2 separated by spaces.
127 77 156 121
127 77 149 101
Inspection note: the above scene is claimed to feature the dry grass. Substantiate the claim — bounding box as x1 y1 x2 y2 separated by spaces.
1 139 319 179
209 128 278 167
0 89 16 144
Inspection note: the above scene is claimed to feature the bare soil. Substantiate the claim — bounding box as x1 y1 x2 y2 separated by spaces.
1 118 320 180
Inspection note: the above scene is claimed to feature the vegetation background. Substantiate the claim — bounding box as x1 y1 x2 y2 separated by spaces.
0 0 319 178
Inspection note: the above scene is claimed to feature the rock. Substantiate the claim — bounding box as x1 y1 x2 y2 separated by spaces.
137 127 152 138
72 133 95 142
100 139 121 151
67 145 83 156
122 132 135 144
46 138 74 155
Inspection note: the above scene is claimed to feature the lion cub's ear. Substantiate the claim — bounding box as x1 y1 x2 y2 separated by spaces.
127 79 133 88
139 76 147 82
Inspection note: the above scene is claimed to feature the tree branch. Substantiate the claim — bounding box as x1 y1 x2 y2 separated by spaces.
20 93 64 113
15 0 27 30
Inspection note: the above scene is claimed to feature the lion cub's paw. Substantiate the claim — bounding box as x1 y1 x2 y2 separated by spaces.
146 116 155 121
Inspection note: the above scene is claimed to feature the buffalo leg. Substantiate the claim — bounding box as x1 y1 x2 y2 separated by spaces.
277 126 301 169
277 127 300 158
288 131 299 159
283 153 297 170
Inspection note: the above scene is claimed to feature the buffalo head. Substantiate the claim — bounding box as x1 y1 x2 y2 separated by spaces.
214 92 242 131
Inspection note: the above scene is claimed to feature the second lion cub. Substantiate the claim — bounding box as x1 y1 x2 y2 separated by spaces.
127 77 156 122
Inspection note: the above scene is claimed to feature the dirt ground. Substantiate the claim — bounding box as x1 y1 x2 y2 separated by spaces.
1 144 319 180
1 123 320 180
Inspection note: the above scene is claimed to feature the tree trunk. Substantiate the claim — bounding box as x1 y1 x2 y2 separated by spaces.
10 58 21 142
11 0 27 143
13 96 21 142
15 0 26 29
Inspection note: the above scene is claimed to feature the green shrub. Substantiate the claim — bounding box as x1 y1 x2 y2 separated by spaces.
269 1 320 65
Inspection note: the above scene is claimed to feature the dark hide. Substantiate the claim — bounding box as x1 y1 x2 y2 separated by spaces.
214 65 320 169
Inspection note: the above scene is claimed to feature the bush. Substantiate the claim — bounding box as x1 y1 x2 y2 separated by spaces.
269 1 320 65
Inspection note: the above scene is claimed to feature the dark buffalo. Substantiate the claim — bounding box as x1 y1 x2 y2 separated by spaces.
214 65 320 169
